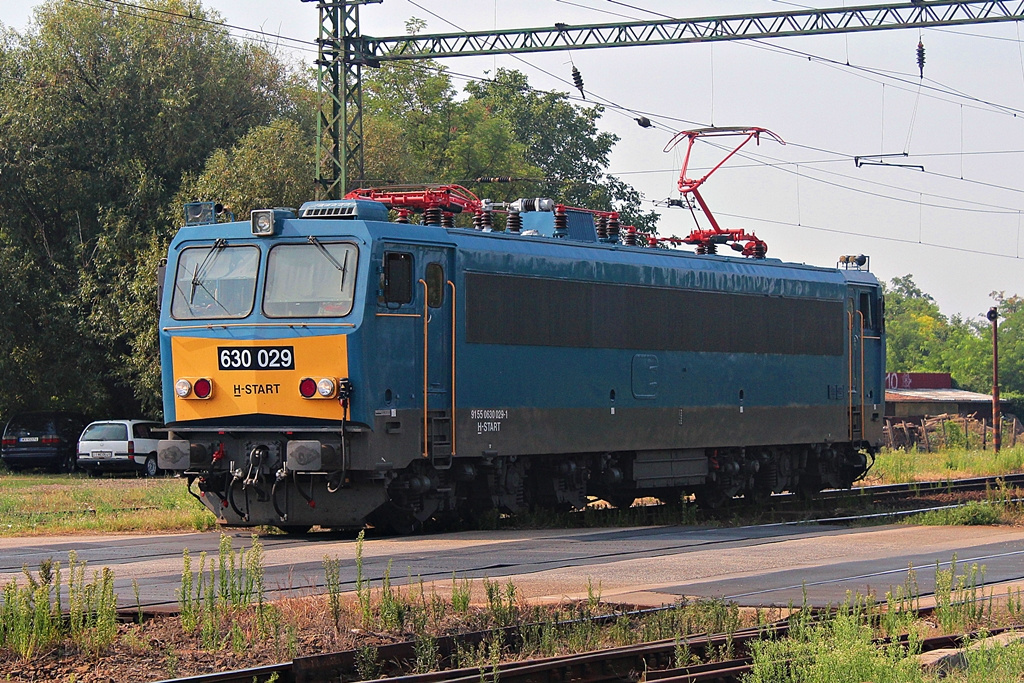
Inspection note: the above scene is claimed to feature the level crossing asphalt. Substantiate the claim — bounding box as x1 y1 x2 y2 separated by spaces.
1 522 1023 610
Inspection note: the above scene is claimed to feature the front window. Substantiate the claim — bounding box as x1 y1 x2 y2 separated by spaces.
263 242 358 317
171 243 259 320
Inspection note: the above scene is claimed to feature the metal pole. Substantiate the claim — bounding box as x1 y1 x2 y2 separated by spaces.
988 307 1001 452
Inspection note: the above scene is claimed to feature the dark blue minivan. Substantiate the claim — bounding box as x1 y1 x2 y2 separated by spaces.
1 411 88 473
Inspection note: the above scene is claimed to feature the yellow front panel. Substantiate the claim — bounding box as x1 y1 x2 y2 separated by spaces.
171 335 349 422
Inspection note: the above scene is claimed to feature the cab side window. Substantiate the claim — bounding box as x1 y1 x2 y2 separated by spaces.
383 252 413 305
859 291 876 330
426 263 444 308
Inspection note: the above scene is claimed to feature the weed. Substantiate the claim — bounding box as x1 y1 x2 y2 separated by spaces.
355 644 380 680
379 560 405 631
451 573 472 614
414 631 439 673
133 578 143 625
165 645 179 677
355 530 372 627
323 555 342 633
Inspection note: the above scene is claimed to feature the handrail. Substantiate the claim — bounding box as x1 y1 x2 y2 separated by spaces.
848 309 854 442
859 309 866 437
420 279 429 459
448 280 456 457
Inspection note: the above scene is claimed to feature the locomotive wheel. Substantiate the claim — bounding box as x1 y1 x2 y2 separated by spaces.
693 485 732 509
605 494 636 510
371 502 423 535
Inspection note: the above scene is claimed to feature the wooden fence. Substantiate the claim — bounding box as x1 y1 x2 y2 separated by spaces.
883 413 1022 451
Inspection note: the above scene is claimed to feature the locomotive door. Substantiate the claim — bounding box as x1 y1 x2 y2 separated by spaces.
848 287 882 443
419 247 455 468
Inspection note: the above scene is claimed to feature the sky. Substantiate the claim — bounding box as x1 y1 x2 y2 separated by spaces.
3 0 1023 321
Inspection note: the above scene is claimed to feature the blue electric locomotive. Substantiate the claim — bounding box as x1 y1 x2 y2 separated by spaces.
157 188 884 532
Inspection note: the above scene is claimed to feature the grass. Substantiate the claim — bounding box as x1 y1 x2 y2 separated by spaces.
743 556 1024 683
0 441 1022 537
0 471 216 535
866 444 1024 485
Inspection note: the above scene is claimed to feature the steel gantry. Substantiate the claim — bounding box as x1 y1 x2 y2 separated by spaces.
302 0 1024 198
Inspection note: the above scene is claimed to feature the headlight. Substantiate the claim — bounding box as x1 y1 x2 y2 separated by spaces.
175 379 192 398
251 209 275 236
317 378 336 397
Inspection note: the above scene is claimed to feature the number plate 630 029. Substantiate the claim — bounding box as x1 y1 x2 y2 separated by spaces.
218 346 295 371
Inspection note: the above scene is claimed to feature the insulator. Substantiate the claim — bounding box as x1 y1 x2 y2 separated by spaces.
635 116 652 128
753 242 767 259
647 235 658 248
571 65 585 98
624 227 637 246
510 197 554 213
424 206 442 226
479 210 493 230
595 215 608 240
917 40 926 78
396 208 411 224
475 177 513 183
607 214 620 243
696 244 707 255
472 210 482 229
553 205 568 238
441 211 455 228
507 210 522 233
706 242 718 255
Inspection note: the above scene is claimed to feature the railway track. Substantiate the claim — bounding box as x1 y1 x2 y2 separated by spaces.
2 472 1022 619
154 606 1024 683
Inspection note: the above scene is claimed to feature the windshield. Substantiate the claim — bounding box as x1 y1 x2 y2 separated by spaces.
171 244 259 319
263 242 358 317
81 423 128 441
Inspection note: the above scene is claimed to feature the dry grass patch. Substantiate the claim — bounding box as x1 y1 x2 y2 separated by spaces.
0 472 215 535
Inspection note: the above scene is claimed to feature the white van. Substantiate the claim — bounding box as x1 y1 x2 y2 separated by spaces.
77 420 164 477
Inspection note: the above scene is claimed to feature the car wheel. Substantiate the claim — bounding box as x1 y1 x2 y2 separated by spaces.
144 455 159 478
54 454 77 474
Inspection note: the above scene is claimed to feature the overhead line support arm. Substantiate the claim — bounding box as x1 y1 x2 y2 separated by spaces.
358 1 1024 61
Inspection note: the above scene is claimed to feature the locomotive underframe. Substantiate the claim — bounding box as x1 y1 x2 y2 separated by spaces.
169 423 875 533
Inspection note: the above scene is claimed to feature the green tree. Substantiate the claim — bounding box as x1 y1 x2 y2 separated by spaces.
0 0 294 419
882 274 949 373
178 119 316 218
882 276 1024 402
362 61 542 204
464 68 659 233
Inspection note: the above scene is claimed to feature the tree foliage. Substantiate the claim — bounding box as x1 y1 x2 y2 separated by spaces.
883 275 1023 402
464 68 659 232
0 0 292 419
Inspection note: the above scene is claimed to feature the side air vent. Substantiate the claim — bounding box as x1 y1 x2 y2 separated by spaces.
298 200 389 222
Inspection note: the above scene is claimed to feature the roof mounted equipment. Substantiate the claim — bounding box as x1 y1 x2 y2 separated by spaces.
665 126 785 258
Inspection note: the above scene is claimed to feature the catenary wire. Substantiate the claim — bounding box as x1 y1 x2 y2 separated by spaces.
38 0 1024 241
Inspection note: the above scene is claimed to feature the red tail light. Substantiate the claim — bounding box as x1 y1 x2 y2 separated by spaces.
128 441 135 455
41 436 60 445
299 378 317 398
1 438 15 447
193 378 213 399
